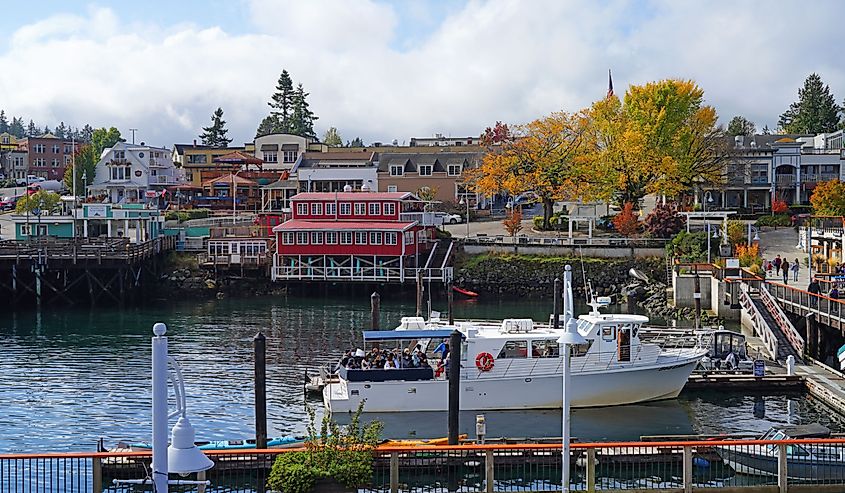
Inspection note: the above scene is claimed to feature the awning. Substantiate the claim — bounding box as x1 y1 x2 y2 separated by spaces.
362 329 459 341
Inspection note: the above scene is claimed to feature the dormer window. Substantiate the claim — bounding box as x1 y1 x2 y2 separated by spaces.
419 165 433 176
390 165 404 176
447 164 462 176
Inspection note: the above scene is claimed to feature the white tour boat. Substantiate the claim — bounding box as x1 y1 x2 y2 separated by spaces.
323 299 709 413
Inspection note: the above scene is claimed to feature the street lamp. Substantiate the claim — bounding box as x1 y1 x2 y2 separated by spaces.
459 196 470 238
82 171 88 201
558 265 586 493
703 191 714 213
747 224 760 247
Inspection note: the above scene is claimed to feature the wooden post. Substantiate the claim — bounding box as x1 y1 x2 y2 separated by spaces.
485 450 494 493
389 452 399 493
254 332 268 449
682 445 693 493
447 281 454 324
586 449 596 493
777 443 788 493
371 292 380 330
693 267 701 329
92 457 102 493
806 313 816 360
447 329 462 445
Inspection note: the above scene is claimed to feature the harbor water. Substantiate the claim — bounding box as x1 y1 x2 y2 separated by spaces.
0 293 842 453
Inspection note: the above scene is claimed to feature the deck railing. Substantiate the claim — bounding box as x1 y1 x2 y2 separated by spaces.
463 236 669 248
3 439 845 492
271 264 454 283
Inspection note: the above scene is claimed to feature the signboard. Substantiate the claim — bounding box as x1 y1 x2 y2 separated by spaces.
86 204 109 218
753 359 765 377
725 258 740 269
145 190 158 198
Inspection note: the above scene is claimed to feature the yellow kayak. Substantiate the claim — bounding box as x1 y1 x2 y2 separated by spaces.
383 434 468 446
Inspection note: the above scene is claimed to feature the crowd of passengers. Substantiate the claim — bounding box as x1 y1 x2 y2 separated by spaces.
337 342 449 371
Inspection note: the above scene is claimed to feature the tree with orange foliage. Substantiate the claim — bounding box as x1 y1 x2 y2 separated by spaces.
613 202 640 237
469 112 596 230
810 179 845 216
502 209 523 237
771 199 789 214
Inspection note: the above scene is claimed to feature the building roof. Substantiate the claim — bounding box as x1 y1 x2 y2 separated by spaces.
297 151 377 169
173 144 246 154
726 134 813 151
377 151 482 173
262 179 299 190
272 219 416 232
213 151 264 164
202 173 258 186
292 191 417 201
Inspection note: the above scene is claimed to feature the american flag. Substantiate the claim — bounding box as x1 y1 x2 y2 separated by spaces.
607 69 614 98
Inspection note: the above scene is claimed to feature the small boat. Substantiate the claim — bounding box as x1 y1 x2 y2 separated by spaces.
716 424 845 480
116 435 306 451
452 286 479 298
697 329 753 373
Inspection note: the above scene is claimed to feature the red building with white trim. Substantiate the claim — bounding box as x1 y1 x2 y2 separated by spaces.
271 191 451 283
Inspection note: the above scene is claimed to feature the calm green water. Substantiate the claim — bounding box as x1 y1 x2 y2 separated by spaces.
0 294 842 453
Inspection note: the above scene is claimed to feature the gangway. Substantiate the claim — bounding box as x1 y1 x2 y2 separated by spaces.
738 282 804 363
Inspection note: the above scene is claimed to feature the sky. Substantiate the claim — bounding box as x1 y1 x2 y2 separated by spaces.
0 0 843 148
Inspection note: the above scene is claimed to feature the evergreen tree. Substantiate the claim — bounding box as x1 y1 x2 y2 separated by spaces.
55 122 67 139
762 125 772 135
81 124 94 143
778 73 841 134
10 117 25 138
268 70 295 133
0 111 8 134
726 116 756 136
289 83 317 138
255 115 279 139
199 107 232 147
27 120 38 137
347 137 365 147
43 124 50 135
322 127 343 146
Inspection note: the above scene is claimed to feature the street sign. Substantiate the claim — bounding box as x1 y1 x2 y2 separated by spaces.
753 359 765 377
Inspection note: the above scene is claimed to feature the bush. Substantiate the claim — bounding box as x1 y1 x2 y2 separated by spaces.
613 202 640 237
532 215 544 230
164 208 210 223
643 204 684 238
756 214 791 228
771 199 789 214
667 231 711 262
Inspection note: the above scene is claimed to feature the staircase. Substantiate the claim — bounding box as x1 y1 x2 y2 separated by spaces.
425 239 454 269
750 293 803 363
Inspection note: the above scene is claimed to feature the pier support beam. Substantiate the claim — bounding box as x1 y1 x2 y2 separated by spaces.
447 329 462 445
371 292 380 330
254 332 267 449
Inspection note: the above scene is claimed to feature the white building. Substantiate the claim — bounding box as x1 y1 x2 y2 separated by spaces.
90 142 180 205
253 133 309 172
409 133 481 147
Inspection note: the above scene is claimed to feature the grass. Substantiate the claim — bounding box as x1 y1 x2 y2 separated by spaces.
456 252 619 270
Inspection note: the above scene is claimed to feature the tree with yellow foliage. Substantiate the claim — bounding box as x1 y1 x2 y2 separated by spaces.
588 79 731 207
810 179 845 216
469 111 596 229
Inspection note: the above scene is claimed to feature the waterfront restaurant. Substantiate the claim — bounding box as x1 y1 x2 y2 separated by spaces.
271 190 437 282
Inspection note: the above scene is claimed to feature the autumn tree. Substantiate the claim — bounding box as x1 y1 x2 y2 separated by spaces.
416 186 438 202
778 73 841 134
502 209 523 237
470 112 594 229
727 116 756 136
643 204 684 238
810 179 845 216
480 121 512 145
612 202 639 237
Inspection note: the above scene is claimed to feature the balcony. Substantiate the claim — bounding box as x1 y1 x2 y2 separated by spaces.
148 158 168 168
802 173 839 184
775 175 796 187
152 175 177 185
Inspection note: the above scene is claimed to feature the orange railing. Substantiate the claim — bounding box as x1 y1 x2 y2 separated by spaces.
3 438 845 492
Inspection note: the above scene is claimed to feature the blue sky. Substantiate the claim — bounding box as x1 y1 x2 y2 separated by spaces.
0 1 842 146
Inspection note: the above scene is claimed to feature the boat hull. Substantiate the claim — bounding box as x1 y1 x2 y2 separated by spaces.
717 447 845 480
325 358 699 413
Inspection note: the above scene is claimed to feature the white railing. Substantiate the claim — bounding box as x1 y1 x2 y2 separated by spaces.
464 235 669 248
272 264 453 283
739 285 778 360
761 284 805 356
400 212 441 226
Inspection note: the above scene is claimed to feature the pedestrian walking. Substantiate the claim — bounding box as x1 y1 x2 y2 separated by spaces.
781 259 789 284
791 259 800 282
773 255 782 276
766 260 773 277
809 279 820 308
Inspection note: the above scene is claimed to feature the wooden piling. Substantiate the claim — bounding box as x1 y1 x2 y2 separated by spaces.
254 332 268 449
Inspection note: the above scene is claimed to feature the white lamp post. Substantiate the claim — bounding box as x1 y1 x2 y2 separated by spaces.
149 323 213 492
557 265 586 493
459 196 470 237
747 224 760 247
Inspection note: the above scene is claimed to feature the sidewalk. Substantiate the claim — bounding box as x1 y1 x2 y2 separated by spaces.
757 227 811 288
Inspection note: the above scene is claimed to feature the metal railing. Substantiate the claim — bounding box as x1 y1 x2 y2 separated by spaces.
271 264 454 283
760 285 805 357
766 281 845 326
464 236 669 248
3 439 845 492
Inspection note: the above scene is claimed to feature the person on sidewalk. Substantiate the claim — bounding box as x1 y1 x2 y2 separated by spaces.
773 255 782 276
781 259 789 284
791 259 800 282
809 279 821 308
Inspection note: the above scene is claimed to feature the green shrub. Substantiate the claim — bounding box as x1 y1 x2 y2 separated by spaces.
755 214 791 228
186 208 210 220
532 215 544 230
667 231 712 262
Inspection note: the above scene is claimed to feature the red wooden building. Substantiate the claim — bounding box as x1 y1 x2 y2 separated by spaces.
271 191 452 283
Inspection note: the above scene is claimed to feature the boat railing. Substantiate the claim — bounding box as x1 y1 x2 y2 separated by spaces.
6 438 845 492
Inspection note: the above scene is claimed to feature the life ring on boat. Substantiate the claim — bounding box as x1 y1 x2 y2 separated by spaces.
475 352 495 372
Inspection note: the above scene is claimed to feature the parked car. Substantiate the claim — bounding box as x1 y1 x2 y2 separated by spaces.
512 191 539 206
0 196 19 211
434 212 463 224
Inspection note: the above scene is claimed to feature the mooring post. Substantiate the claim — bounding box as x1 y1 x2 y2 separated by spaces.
371 292 380 330
806 314 816 360
416 270 423 317
447 329 462 445
447 282 454 325
553 278 561 330
693 267 701 329
254 332 268 449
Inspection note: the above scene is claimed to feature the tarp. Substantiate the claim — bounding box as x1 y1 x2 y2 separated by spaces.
362 329 458 341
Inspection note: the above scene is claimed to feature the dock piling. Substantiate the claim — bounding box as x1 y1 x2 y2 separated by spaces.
254 332 267 449
447 329 461 445
371 292 380 330
693 267 701 329
447 281 454 325
553 278 561 330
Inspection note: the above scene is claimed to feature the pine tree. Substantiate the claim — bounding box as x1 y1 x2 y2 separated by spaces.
81 124 94 143
323 127 342 146
199 107 232 147
255 115 279 139
347 137 365 147
289 83 317 138
0 111 8 134
55 121 67 139
726 116 756 136
10 117 25 138
43 124 50 135
762 125 772 135
26 120 38 137
778 73 842 134
268 70 295 133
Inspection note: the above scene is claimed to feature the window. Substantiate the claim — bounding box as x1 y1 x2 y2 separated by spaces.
370 232 382 244
355 232 367 244
296 232 309 244
297 203 308 216
34 158 45 167
311 232 323 244
114 150 125 159
311 203 323 215
369 203 381 215
497 340 528 359
282 232 295 244
326 231 338 244
340 231 353 244
404 231 414 245
64 145 71 154
383 202 395 215
264 151 278 163
390 165 403 176
282 145 299 163
387 185 398 192
572 340 594 357
419 165 433 176
385 232 397 245
326 202 336 216
20 224 32 235
51 145 60 153
354 203 366 215
34 144 45 153
340 202 351 215
188 155 207 164
51 159 59 168
751 164 768 184
448 164 462 176
1 136 8 144
37 225 48 236
531 340 559 358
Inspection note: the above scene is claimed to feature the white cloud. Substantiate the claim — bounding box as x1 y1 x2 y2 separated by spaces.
0 0 843 147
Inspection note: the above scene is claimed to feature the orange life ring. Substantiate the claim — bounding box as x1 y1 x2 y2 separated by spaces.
475 352 495 372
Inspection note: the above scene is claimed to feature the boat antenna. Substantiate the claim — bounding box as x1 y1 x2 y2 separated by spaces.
579 246 590 303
